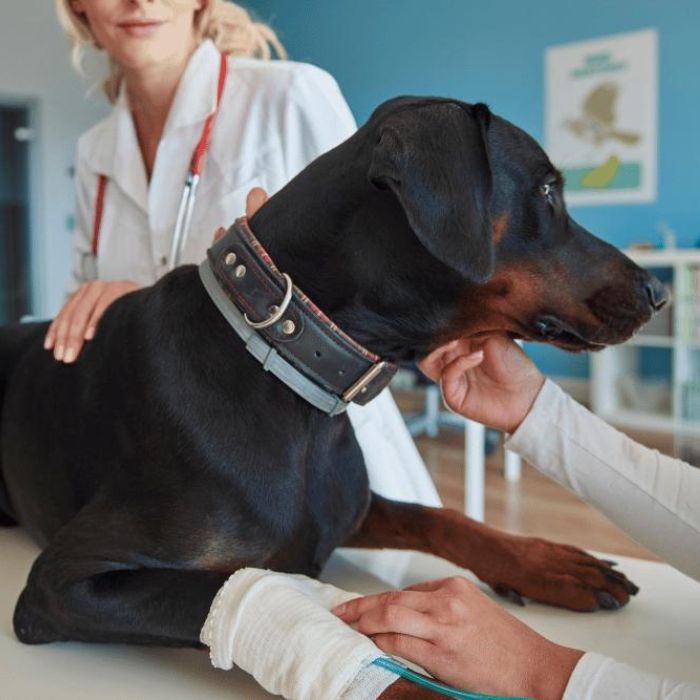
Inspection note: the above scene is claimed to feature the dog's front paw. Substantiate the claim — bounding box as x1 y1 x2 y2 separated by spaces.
13 592 65 645
473 534 639 612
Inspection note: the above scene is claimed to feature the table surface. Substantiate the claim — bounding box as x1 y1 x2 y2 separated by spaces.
2 527 699 698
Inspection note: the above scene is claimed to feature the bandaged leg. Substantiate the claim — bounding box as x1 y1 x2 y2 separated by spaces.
200 568 397 699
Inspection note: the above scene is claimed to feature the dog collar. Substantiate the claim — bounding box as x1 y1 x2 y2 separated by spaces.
199 218 398 415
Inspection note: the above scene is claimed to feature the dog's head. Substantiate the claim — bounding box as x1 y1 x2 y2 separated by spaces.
362 97 667 355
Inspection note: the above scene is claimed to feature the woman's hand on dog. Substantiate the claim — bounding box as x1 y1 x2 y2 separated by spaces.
44 280 140 363
419 335 545 434
213 187 269 242
333 576 583 700
47 188 270 364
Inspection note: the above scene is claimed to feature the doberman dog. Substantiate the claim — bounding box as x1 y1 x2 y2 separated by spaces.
1 97 665 695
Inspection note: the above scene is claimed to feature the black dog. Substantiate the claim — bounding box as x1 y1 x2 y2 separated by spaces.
1 98 664 658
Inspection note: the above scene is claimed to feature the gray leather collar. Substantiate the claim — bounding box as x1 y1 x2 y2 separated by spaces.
199 219 398 415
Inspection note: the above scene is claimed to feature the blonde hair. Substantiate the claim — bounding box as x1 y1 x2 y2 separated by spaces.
55 0 287 103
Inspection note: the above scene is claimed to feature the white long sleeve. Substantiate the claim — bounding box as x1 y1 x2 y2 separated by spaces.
506 379 700 698
564 653 700 699
505 378 700 581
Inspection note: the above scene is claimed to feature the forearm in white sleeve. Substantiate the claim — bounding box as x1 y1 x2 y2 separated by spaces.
200 568 397 699
564 652 700 699
505 379 700 581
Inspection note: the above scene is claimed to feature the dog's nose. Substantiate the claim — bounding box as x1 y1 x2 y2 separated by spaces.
644 277 669 311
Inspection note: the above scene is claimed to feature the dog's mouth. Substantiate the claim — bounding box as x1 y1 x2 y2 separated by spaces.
527 315 608 352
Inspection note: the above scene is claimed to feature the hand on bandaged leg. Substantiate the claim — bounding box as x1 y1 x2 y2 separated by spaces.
200 568 398 700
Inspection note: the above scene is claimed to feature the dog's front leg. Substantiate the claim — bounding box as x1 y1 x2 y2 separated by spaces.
346 493 637 612
13 508 231 646
14 554 229 646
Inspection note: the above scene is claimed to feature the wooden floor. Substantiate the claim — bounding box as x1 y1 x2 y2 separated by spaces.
398 390 678 561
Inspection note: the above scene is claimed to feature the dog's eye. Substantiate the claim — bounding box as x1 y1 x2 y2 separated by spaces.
540 183 555 203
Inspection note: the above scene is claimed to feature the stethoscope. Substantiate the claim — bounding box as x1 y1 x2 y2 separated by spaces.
84 52 228 280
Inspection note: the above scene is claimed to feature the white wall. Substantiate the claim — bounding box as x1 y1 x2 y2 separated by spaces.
0 0 109 316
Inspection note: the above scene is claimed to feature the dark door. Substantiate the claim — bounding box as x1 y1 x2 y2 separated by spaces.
0 104 32 323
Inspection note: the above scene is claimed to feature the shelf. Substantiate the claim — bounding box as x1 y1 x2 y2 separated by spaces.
625 248 700 266
592 248 700 436
626 334 674 348
624 335 700 349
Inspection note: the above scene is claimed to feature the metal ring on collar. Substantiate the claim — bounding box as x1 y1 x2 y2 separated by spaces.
243 273 294 330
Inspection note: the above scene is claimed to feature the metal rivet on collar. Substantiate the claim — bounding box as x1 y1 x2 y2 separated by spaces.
282 320 296 335
234 264 247 279
225 252 237 266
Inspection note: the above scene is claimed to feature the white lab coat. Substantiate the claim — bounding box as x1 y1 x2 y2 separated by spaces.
71 39 441 508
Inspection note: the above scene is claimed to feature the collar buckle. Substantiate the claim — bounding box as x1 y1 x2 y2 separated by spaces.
342 362 390 402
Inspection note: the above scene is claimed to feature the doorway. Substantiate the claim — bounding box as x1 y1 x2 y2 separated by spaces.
0 103 33 324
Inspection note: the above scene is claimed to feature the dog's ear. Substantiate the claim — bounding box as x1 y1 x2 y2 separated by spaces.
368 102 494 283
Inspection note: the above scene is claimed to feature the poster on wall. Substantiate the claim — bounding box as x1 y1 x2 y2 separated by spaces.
545 29 657 206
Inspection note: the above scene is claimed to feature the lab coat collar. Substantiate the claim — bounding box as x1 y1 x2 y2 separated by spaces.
159 39 222 134
86 107 149 213
86 40 222 213
114 39 221 132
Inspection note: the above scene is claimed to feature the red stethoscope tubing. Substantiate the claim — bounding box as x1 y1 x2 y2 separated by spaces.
90 52 228 269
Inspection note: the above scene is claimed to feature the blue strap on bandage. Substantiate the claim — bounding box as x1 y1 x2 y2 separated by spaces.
372 657 533 700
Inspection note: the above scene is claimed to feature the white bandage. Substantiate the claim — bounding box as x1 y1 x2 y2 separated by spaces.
200 568 393 700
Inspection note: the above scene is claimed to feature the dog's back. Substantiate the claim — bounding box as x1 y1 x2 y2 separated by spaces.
0 321 48 386
0 321 48 522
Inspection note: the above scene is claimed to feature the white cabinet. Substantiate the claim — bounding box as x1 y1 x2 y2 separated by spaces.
591 249 700 462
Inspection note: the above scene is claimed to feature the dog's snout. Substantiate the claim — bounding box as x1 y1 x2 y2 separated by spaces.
644 277 669 312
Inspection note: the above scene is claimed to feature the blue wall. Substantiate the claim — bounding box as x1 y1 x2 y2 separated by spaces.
247 0 700 378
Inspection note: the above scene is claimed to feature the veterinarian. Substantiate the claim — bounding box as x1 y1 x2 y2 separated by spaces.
330 333 700 699
48 0 439 506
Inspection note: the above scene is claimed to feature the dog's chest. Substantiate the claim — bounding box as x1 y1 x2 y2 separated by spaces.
185 414 371 576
